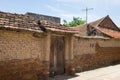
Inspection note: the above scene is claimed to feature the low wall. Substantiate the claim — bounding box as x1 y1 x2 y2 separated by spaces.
73 37 120 72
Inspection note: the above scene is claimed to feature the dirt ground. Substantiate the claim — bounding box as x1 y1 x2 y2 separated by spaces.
50 64 120 80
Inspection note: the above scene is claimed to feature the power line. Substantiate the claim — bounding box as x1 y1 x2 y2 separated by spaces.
83 7 93 24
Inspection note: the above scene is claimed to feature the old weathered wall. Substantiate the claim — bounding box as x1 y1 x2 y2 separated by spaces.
26 12 60 23
73 37 120 72
0 29 50 80
64 35 75 75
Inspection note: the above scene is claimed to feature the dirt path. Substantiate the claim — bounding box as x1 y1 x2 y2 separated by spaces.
50 64 120 80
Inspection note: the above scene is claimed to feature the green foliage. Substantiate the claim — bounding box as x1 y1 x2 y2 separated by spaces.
63 17 85 27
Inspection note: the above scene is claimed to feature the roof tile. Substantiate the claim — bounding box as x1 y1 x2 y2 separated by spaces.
98 27 120 39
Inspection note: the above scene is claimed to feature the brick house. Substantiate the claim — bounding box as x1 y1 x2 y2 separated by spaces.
0 11 120 80
72 15 120 72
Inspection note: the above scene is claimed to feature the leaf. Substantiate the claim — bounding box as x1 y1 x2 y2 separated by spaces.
63 17 85 27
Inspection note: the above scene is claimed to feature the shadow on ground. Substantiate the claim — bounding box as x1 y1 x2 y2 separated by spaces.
50 74 79 80
50 63 120 80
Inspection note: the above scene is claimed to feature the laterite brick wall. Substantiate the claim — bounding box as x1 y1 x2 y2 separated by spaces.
73 37 120 72
0 29 49 80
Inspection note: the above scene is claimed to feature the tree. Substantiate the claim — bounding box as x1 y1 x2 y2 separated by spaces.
63 17 85 27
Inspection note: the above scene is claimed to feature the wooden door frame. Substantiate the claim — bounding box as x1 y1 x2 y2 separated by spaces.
50 34 65 75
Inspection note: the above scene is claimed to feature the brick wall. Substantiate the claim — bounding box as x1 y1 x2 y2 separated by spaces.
73 37 96 55
0 29 50 80
73 37 120 72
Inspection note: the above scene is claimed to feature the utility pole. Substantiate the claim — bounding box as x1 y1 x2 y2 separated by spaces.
83 7 93 24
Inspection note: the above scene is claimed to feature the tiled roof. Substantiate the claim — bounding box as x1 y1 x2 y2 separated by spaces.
0 11 76 33
39 20 77 33
0 25 43 33
0 11 119 36
72 15 120 39
88 16 106 27
72 24 87 36
88 15 120 31
72 16 107 36
98 27 120 39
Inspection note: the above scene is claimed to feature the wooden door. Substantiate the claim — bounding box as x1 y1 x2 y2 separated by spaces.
50 36 65 75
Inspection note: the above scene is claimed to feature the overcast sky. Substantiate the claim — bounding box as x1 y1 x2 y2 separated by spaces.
0 0 120 26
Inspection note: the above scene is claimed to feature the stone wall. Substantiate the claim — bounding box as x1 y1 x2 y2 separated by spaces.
0 29 50 80
26 12 60 23
73 37 120 72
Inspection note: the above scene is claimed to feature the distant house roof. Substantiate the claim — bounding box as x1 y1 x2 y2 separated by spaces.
73 15 120 39
88 16 105 27
86 15 120 31
26 12 60 23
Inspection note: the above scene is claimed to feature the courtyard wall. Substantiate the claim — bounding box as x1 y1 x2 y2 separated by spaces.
73 37 120 72
0 28 50 80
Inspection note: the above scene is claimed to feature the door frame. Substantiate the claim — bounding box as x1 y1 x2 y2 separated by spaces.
50 34 65 76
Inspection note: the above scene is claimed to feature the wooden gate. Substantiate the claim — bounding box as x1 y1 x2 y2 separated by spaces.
50 35 65 75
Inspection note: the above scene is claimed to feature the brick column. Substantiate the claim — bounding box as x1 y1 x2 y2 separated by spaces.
65 34 75 75
42 31 51 80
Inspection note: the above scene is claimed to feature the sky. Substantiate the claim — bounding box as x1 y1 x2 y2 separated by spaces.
0 0 120 27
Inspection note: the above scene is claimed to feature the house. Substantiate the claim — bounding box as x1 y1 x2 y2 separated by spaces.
72 15 120 72
0 11 120 80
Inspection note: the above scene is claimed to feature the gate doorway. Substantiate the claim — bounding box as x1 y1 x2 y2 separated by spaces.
50 35 65 76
